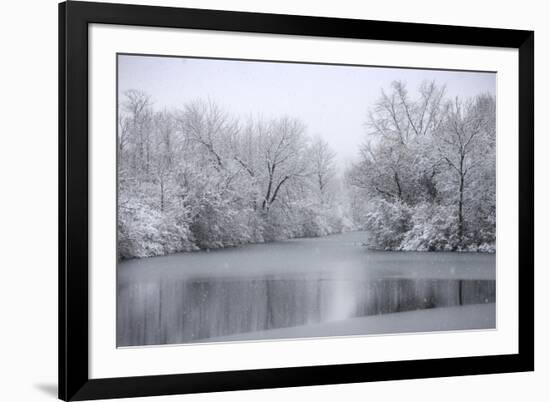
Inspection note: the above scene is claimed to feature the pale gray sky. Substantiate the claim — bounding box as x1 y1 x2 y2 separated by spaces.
118 54 495 169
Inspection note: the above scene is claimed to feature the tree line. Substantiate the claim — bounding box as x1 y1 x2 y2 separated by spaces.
347 81 496 252
118 80 496 260
117 91 350 259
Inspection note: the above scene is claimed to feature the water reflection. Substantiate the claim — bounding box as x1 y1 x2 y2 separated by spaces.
117 272 495 346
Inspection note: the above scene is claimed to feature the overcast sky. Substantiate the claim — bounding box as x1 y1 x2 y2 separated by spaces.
118 54 496 169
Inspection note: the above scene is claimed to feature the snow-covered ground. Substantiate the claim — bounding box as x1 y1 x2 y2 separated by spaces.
204 303 496 343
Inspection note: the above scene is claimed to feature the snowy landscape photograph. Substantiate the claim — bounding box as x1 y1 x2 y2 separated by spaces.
116 54 496 347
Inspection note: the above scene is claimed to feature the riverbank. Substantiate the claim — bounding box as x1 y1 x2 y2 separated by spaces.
198 303 496 344
118 231 496 281
120 228 496 263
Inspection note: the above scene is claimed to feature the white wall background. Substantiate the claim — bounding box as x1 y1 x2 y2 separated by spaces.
0 0 545 401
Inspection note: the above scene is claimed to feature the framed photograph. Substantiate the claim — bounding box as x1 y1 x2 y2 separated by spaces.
59 1 534 400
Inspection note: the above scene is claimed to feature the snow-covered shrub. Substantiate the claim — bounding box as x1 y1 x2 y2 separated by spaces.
266 199 351 240
477 242 496 253
300 208 332 237
261 207 295 241
186 184 257 249
363 198 412 250
400 203 460 251
118 197 195 259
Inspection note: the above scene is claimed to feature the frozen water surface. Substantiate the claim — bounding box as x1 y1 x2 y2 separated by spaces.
117 231 496 347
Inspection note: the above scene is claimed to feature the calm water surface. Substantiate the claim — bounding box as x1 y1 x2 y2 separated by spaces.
117 231 495 346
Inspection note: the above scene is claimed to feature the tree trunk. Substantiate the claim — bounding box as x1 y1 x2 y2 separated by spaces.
160 177 164 212
394 171 403 201
263 177 273 210
269 176 290 206
458 171 465 247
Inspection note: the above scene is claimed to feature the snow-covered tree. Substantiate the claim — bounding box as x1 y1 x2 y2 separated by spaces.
348 81 495 252
117 92 350 259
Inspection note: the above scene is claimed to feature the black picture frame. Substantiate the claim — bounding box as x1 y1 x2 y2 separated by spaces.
59 1 534 400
